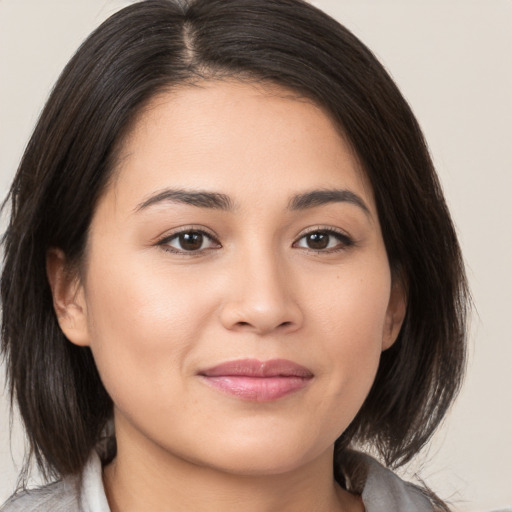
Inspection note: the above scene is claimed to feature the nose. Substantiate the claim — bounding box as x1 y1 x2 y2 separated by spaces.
219 247 303 335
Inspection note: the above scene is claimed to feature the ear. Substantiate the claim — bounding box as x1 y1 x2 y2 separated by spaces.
46 248 90 347
382 276 407 351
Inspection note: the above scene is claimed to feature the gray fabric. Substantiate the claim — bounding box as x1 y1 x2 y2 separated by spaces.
0 453 109 512
0 479 80 512
0 451 433 511
359 453 432 512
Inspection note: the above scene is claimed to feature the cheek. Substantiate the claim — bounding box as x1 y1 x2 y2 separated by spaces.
311 260 391 345
81 249 218 405
307 260 392 401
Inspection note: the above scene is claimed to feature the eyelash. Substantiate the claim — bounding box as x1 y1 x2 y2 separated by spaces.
156 226 355 255
157 227 221 255
293 227 355 253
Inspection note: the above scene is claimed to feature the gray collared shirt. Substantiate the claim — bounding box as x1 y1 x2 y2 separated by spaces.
1 451 434 511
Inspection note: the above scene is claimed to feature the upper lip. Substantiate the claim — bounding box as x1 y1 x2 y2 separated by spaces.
198 358 314 378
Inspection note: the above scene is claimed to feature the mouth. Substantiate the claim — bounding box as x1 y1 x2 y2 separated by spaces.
198 358 314 402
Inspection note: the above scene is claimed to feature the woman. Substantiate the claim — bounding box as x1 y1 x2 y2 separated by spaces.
0 0 467 510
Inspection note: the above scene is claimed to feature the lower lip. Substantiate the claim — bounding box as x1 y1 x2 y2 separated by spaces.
200 376 311 402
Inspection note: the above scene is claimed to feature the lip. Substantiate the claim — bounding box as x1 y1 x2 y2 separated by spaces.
198 358 314 402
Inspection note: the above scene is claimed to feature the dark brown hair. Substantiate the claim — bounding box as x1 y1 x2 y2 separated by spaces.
1 0 467 508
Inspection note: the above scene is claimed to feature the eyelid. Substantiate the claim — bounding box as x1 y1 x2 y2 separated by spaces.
156 225 221 254
292 225 355 251
154 224 355 255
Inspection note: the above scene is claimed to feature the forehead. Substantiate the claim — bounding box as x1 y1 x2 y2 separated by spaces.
107 80 374 213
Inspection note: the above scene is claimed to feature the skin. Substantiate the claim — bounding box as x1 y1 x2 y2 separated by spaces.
48 80 405 512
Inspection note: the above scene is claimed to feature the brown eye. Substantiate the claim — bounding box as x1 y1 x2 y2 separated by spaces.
178 232 204 251
294 230 353 252
305 232 329 250
162 230 219 253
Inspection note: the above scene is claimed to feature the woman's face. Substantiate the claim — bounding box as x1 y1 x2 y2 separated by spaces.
55 81 405 475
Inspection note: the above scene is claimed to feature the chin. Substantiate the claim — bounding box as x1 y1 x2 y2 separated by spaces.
188 434 330 477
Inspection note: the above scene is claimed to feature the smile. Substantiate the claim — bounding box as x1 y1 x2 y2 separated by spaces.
198 358 314 402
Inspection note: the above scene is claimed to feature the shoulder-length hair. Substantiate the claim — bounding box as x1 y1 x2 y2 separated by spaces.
1 0 467 501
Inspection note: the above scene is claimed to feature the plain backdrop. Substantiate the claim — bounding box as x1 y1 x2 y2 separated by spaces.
1 1 511 511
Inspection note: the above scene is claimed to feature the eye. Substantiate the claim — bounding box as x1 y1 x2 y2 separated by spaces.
159 229 220 253
294 229 353 252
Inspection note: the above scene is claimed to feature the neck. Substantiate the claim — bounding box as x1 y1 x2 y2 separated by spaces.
102 421 362 512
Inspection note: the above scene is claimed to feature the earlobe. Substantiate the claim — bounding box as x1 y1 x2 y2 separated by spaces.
46 248 90 347
382 277 407 351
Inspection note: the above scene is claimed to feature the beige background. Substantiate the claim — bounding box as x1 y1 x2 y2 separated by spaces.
1 1 511 510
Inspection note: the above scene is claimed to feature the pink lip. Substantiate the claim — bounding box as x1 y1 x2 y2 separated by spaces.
198 359 313 402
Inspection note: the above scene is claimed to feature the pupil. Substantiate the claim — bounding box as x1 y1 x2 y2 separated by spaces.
180 232 203 250
308 232 329 249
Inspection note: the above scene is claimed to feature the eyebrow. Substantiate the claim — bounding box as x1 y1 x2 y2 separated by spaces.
288 189 370 215
135 189 234 212
135 187 370 216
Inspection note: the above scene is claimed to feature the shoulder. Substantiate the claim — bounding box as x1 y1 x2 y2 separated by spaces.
1 451 109 512
0 478 81 512
346 451 434 512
